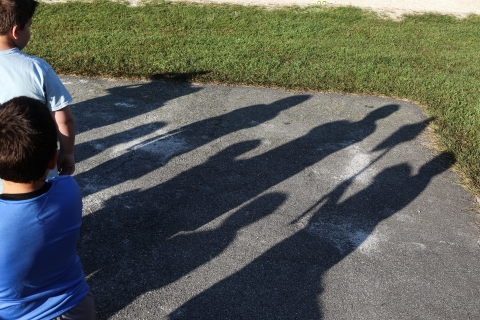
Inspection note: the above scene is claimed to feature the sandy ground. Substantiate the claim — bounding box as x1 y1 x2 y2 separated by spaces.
43 0 480 18
167 0 480 18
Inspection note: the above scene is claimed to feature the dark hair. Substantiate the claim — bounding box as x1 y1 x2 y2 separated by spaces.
0 96 57 182
0 0 38 34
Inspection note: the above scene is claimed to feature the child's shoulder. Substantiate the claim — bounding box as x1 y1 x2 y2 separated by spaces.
48 175 80 192
44 176 82 206
48 175 78 185
0 48 51 69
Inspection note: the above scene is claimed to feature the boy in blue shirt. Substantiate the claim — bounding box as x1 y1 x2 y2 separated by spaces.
0 0 76 192
0 96 94 319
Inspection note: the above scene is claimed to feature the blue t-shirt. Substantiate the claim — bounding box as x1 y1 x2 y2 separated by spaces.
0 176 89 320
0 48 72 111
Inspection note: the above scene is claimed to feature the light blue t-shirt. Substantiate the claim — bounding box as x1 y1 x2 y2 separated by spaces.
0 48 73 193
0 48 72 111
0 176 89 320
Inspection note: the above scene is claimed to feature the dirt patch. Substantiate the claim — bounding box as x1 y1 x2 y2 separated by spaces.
41 0 480 18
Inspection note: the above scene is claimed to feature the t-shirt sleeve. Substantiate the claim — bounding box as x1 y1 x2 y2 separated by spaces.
43 66 73 112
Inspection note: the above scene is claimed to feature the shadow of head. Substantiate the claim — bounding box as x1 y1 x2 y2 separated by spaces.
362 104 400 123
421 151 455 175
72 79 203 135
372 118 434 152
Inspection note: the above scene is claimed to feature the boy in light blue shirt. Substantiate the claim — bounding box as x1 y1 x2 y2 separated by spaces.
0 0 76 192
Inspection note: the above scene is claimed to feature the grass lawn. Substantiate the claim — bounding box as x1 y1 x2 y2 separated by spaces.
27 0 480 196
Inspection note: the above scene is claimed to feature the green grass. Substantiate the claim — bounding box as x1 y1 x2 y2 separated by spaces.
27 0 480 195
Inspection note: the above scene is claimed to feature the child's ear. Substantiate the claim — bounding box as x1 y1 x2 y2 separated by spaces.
9 25 20 40
47 150 58 170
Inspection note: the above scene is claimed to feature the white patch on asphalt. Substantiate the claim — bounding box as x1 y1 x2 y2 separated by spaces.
114 102 135 108
318 143 377 186
340 145 377 185
107 129 187 161
411 242 427 250
396 213 415 223
132 136 186 162
356 229 382 254
307 220 384 255
82 182 110 194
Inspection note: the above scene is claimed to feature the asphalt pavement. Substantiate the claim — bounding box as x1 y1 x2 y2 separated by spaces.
64 75 479 319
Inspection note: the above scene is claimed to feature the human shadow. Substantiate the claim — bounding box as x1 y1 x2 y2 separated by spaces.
74 95 311 196
78 104 400 318
72 80 202 136
168 150 454 319
75 122 168 163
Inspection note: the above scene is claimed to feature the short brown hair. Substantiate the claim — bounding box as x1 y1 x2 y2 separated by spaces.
0 96 57 182
0 0 38 34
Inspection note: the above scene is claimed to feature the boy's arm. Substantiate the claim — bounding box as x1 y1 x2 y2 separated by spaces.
53 106 76 175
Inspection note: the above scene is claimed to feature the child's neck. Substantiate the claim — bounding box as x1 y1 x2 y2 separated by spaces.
0 36 16 51
2 180 46 195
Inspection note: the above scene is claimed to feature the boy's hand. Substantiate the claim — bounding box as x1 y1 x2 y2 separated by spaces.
58 152 75 175
53 106 76 175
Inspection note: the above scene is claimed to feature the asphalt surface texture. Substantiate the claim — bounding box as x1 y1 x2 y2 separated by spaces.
63 75 479 319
